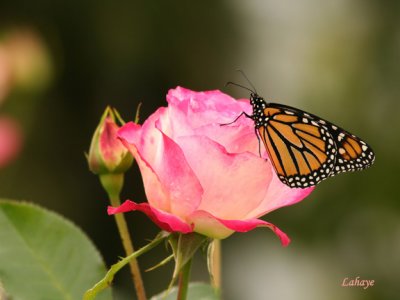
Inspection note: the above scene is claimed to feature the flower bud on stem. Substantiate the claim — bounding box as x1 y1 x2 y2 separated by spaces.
88 106 146 300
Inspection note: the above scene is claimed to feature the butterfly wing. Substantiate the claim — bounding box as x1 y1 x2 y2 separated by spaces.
321 123 375 175
258 103 374 188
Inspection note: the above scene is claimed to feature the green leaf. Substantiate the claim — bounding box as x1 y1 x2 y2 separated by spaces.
150 282 219 300
0 200 111 300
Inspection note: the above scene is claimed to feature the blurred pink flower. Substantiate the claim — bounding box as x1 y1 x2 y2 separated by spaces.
4 28 52 92
0 116 22 168
108 87 314 246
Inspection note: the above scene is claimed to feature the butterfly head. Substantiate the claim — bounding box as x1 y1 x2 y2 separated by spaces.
250 93 267 110
248 93 269 129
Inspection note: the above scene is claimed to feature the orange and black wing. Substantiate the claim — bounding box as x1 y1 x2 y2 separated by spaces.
258 103 374 188
324 124 375 175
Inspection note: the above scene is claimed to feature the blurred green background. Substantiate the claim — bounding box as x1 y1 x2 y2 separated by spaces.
0 1 398 299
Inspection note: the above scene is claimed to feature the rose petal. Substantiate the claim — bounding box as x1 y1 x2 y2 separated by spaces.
153 123 204 216
189 210 290 246
99 117 128 170
167 87 251 131
187 210 235 239
118 122 171 212
176 135 272 220
194 122 259 155
119 120 204 217
108 200 193 233
217 217 290 247
244 172 315 219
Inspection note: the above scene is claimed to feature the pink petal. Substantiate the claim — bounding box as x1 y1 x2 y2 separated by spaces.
118 121 204 217
193 121 259 155
118 122 171 212
187 210 235 239
216 217 290 247
151 125 204 217
176 135 272 220
189 210 290 246
108 200 193 233
153 87 256 154
167 87 251 131
99 117 127 170
244 172 315 219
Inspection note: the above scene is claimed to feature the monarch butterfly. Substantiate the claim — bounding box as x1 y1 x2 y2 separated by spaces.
226 80 375 189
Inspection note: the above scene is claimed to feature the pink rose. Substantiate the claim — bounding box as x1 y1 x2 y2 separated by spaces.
108 87 314 246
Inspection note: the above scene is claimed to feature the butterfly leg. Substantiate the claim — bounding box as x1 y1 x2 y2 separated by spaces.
220 111 253 126
254 127 263 157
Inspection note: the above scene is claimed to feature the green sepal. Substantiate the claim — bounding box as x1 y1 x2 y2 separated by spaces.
99 173 124 199
207 240 216 287
168 233 211 286
134 102 142 124
145 254 174 272
207 239 222 297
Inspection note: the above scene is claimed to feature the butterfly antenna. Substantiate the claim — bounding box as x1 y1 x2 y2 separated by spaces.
236 69 258 94
225 81 255 94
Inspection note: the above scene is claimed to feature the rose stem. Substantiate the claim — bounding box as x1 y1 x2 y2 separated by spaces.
213 239 222 292
102 173 147 300
176 258 193 300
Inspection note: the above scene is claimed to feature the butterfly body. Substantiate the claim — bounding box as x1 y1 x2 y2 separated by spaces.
248 93 375 188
